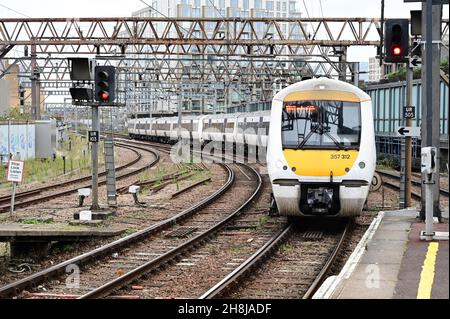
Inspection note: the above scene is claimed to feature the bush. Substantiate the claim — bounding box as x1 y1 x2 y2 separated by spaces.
386 58 448 83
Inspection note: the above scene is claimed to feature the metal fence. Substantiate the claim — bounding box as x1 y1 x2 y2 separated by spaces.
366 79 449 137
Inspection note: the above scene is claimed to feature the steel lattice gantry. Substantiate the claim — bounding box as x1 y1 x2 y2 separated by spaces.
0 17 386 50
1 17 447 113
0 17 388 80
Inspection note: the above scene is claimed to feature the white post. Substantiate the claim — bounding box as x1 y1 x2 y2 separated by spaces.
10 182 16 217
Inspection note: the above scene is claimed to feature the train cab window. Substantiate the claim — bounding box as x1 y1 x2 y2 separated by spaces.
282 100 361 150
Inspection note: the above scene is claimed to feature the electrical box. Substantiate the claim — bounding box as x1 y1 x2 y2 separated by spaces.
421 147 437 174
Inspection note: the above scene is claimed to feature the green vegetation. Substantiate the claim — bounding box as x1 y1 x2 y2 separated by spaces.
123 228 136 236
230 244 245 253
19 218 53 225
0 107 32 121
441 58 449 75
386 58 449 82
139 166 169 182
279 244 294 254
252 215 269 231
208 245 218 255
0 134 104 187
190 169 212 182
51 243 75 254
376 156 397 170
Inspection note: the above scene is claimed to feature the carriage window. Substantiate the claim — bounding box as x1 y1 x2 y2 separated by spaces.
261 122 270 135
282 100 361 150
226 122 235 133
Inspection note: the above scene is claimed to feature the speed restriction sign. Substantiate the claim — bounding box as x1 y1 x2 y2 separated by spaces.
88 130 99 143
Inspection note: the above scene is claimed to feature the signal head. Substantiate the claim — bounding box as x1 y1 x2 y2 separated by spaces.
392 45 402 56
99 91 109 101
94 66 116 104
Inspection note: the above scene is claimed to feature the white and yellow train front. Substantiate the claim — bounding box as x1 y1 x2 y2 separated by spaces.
267 78 376 217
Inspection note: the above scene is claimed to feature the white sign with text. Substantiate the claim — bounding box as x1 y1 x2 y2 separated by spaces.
7 160 24 183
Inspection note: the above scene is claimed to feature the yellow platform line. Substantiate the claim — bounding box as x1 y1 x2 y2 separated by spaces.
417 242 439 299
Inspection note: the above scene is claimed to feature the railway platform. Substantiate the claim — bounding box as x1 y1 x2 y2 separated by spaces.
0 223 126 259
316 209 449 299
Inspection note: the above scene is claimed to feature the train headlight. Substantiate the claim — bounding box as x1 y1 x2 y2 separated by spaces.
359 161 366 169
276 160 283 168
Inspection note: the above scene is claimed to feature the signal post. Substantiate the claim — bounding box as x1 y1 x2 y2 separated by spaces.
90 66 117 210
69 59 120 214
385 3 448 241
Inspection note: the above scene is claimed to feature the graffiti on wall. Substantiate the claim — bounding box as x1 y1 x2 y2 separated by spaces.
0 123 35 160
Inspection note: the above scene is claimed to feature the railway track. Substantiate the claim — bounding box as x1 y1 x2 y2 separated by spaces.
376 170 449 200
200 219 351 299
0 162 261 299
0 142 159 213
101 172 284 299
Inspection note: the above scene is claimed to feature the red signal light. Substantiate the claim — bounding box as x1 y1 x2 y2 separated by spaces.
392 45 402 56
100 91 109 101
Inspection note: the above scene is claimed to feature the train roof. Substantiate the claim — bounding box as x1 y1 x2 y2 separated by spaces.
273 78 371 103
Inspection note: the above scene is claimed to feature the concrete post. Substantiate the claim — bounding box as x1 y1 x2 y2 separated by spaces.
90 105 100 211
420 2 442 220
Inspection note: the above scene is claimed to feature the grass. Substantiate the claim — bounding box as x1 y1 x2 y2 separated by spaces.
251 216 269 231
230 244 245 254
190 169 212 182
279 244 294 254
51 243 75 255
123 228 136 236
376 156 396 170
139 166 170 182
19 218 53 225
0 134 105 187
208 245 218 255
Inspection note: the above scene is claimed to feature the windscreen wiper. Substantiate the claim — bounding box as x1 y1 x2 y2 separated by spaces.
297 130 315 149
325 132 346 150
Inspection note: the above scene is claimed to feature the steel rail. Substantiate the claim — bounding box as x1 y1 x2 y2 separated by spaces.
0 143 156 213
302 219 352 299
199 223 292 299
0 161 233 298
0 143 141 209
200 219 351 299
79 163 261 299
376 170 449 197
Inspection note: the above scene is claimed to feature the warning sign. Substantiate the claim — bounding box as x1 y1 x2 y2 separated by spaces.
7 160 24 183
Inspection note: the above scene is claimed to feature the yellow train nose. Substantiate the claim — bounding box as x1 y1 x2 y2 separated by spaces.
283 149 359 177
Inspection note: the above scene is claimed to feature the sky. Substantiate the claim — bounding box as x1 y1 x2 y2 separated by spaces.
0 0 444 19
0 0 448 63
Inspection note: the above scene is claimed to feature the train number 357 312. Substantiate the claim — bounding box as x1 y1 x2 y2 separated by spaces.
330 154 351 160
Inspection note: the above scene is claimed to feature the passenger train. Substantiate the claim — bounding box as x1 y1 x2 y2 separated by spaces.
128 78 376 217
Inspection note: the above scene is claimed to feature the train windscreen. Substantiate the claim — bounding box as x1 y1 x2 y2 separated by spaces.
281 100 361 150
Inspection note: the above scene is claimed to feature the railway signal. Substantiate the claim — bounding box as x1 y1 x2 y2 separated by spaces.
384 19 409 63
95 66 116 104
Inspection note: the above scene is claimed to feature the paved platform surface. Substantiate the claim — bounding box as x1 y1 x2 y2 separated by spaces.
333 210 449 299
0 223 126 242
394 222 449 299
